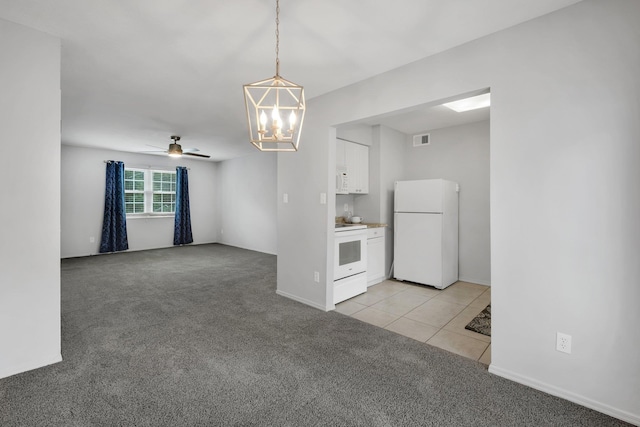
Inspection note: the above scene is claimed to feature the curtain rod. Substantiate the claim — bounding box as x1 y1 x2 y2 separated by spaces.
103 160 190 170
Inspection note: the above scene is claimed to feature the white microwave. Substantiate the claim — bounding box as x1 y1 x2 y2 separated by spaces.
336 170 349 194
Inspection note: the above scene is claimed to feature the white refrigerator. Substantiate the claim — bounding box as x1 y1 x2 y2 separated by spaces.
393 179 459 289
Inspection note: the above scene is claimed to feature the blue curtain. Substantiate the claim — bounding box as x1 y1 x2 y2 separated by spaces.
174 166 193 245
99 161 129 253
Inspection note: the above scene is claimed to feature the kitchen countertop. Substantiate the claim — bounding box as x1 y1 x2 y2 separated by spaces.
335 218 387 228
361 222 387 228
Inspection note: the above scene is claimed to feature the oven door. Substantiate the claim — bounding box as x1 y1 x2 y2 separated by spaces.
334 229 367 281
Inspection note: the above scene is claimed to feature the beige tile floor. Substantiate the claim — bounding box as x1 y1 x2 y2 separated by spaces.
336 279 491 365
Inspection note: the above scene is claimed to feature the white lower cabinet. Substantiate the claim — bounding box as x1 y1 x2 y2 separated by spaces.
367 227 386 286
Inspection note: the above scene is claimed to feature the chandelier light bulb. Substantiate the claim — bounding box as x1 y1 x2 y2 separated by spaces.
272 105 281 129
259 111 268 131
289 111 296 128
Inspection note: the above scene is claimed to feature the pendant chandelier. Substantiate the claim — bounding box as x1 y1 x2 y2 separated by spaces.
243 0 306 152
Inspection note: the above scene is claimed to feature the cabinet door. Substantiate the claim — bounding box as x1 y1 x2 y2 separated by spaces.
344 141 359 193
355 143 369 194
367 236 385 286
344 142 369 194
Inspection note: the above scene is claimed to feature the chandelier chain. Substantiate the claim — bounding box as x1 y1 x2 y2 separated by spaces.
275 0 280 76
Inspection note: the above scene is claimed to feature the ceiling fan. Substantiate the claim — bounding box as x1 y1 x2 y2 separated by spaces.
145 136 211 158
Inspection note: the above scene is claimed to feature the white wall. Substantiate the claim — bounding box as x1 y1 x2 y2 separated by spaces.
61 145 218 258
277 0 640 423
350 125 405 279
403 120 490 285
0 19 61 378
277 124 335 310
335 194 355 219
377 125 407 279
337 120 491 288
216 152 277 255
336 126 373 147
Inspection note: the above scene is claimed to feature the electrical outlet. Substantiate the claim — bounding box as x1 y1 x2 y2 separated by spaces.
283 193 289 203
344 203 349 212
220 229 224 235
314 271 320 283
89 236 95 243
320 193 327 205
556 332 572 354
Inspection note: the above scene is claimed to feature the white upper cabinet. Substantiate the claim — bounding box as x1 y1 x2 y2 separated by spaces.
341 140 369 194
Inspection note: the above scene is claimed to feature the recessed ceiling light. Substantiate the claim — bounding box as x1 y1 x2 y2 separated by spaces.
442 93 491 112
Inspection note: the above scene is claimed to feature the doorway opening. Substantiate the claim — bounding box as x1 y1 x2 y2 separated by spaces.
333 89 492 364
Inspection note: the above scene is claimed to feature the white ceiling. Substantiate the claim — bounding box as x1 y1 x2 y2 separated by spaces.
359 97 491 136
0 0 582 160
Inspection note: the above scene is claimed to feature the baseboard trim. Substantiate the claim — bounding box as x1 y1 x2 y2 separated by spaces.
218 242 277 256
276 289 329 311
61 241 220 259
458 276 491 286
489 364 640 425
0 353 62 380
367 275 385 287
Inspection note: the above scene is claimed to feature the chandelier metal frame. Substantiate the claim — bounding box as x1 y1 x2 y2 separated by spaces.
243 0 305 152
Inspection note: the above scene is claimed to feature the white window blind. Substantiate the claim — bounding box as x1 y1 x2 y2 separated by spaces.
124 168 176 216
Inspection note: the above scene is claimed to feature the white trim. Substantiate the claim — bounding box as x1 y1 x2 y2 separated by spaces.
125 167 177 216
218 242 276 256
126 214 174 220
276 289 330 311
60 241 219 259
489 365 640 425
458 276 491 286
0 353 62 380
367 277 385 287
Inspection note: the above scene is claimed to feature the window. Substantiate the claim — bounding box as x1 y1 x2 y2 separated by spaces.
152 172 176 213
124 168 176 215
124 170 145 213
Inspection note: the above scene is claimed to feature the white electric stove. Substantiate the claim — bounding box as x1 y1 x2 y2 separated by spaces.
334 223 367 304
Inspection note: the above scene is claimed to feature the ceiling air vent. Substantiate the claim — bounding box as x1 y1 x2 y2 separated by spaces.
413 133 430 147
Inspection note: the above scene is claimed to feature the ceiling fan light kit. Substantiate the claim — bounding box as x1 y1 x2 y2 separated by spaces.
156 136 210 159
243 0 305 152
168 137 183 157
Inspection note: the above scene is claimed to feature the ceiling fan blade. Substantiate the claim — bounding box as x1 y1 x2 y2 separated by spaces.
182 147 200 153
184 152 211 158
146 144 167 150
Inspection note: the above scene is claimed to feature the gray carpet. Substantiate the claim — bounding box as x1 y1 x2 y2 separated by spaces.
0 244 628 426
